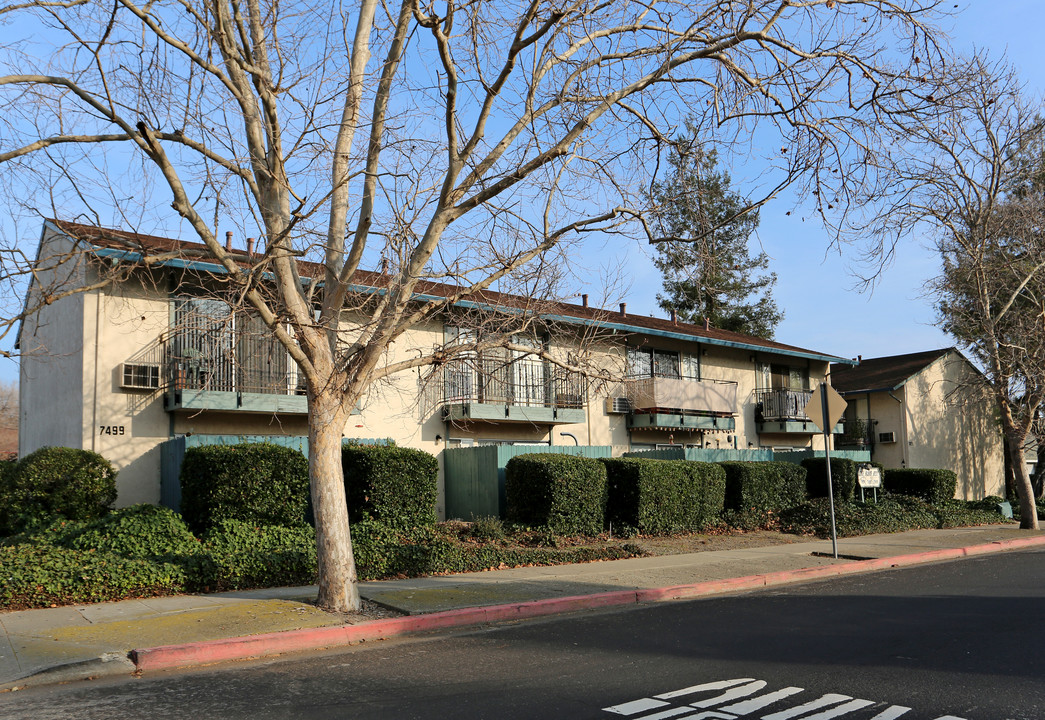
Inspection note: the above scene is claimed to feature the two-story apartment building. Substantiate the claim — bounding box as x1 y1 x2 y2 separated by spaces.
19 220 854 515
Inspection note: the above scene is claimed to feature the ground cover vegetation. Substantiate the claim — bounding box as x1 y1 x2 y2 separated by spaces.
0 446 1012 610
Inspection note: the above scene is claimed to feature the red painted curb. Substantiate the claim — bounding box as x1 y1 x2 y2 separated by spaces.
131 533 1045 673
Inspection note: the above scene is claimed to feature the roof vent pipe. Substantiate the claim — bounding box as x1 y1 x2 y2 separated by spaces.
581 293 588 308
671 309 678 325
619 303 626 316
247 237 255 257
225 231 233 252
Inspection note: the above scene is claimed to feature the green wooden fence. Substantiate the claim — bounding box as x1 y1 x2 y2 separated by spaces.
443 445 613 520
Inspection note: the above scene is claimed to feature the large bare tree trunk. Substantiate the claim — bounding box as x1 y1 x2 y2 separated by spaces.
1005 430 1040 530
308 387 360 612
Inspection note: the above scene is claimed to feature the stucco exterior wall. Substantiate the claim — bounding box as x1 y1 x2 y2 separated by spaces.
85 272 176 505
19 232 87 456
903 355 1004 499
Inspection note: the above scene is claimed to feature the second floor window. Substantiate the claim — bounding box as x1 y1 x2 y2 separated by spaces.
627 347 699 380
757 362 808 391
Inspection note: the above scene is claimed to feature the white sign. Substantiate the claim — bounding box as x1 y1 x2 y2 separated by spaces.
858 464 882 489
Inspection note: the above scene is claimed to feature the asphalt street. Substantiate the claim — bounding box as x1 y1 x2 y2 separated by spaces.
3 548 1042 720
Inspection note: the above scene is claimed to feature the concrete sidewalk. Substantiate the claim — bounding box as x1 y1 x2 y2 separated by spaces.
2 525 1043 691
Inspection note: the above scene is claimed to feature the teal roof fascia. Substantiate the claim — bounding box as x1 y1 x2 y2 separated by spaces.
537 311 853 365
89 245 850 365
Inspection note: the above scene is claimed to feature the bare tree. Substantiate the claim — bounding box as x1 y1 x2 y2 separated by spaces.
0 0 949 611
861 54 1045 529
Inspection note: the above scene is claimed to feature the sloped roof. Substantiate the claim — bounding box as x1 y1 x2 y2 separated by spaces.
46 219 853 364
831 348 954 394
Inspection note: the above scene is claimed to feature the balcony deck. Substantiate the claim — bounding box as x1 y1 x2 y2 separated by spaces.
426 358 587 425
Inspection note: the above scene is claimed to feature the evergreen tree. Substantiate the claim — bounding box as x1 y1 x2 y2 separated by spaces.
648 135 782 338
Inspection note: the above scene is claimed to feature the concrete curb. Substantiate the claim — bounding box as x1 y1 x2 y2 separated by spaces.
129 534 1045 674
0 653 135 693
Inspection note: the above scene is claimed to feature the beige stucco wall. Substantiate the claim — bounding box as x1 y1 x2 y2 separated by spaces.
904 354 1004 499
85 272 177 505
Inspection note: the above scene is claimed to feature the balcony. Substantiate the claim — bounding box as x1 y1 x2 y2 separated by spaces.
424 358 586 424
165 362 307 415
624 376 737 431
754 388 837 435
125 326 309 415
835 418 876 448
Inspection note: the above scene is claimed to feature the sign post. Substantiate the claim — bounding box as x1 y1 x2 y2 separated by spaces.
803 381 847 559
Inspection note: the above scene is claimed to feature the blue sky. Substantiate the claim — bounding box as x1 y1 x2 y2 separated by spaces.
0 2 1039 385
613 2 1045 363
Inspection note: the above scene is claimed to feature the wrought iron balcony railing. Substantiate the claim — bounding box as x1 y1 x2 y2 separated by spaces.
127 328 303 397
422 357 585 415
836 418 876 446
754 388 813 422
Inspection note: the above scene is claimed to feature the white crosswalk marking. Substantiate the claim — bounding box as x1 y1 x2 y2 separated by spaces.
655 679 758 701
604 698 672 715
690 681 768 708
762 694 853 720
866 707 912 719
603 678 967 720
719 687 805 715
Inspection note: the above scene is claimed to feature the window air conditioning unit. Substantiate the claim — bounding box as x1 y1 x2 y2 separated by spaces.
878 431 896 444
120 363 161 390
605 396 631 414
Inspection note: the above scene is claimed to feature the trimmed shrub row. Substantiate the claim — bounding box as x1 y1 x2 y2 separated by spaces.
883 468 958 504
179 442 439 533
179 443 311 533
720 461 807 529
505 454 608 536
342 443 438 529
603 458 725 535
506 455 727 535
505 455 974 536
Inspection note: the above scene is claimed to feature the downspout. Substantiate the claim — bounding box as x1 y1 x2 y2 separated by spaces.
90 290 101 452
585 375 593 446
888 389 909 468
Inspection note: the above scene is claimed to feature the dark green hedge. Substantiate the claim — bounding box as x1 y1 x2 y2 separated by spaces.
342 444 438 530
719 461 808 529
603 458 725 535
0 544 186 610
179 443 310 533
883 468 958 505
801 457 860 502
0 446 118 535
505 454 607 535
